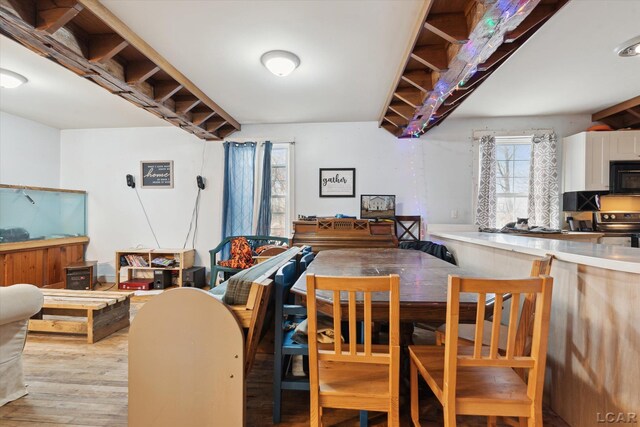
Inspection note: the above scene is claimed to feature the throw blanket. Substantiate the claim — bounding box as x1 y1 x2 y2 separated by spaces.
218 237 254 269
211 247 300 306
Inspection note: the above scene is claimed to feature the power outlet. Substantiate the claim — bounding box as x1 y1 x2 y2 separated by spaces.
450 209 459 219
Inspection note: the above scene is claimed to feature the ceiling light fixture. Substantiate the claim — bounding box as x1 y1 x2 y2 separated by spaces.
615 35 640 57
0 68 28 88
260 50 300 77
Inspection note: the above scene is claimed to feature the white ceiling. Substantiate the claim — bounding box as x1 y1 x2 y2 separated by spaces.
451 0 640 119
101 0 425 124
0 36 167 129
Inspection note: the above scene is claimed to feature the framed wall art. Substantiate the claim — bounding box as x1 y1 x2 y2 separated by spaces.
141 161 174 189
319 168 355 198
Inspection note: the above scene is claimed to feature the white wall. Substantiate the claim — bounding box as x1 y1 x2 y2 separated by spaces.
58 114 592 278
60 126 223 279
0 111 61 187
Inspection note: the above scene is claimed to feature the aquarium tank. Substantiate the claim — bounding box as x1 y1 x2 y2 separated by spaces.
0 185 87 243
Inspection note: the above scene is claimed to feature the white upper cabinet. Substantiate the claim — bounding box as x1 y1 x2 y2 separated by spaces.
562 131 640 192
610 131 640 160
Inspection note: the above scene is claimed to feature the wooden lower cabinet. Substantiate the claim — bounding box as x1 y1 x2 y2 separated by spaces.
0 237 88 288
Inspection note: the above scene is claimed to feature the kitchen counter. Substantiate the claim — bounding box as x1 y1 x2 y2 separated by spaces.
429 231 639 274
427 231 639 427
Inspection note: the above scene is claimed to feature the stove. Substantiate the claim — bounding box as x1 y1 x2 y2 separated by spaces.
594 211 640 248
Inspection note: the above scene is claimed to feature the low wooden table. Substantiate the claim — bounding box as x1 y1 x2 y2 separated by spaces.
29 289 133 343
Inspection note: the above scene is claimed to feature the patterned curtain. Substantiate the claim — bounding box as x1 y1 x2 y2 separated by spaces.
476 135 497 229
528 133 560 229
256 141 272 235
221 142 256 258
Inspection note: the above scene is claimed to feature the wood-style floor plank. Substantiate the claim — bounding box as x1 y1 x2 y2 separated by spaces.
0 300 570 426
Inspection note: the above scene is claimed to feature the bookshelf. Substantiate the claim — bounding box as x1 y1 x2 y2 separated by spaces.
115 248 195 288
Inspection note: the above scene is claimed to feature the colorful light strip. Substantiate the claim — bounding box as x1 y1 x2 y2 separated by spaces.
403 0 542 138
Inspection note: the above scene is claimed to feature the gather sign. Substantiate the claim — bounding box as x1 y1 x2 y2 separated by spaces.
319 168 356 197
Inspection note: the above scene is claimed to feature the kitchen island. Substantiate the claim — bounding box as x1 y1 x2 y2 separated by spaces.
429 231 639 427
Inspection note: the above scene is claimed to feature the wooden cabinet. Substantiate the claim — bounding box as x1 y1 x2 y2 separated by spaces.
0 237 88 288
610 131 640 160
562 130 640 192
291 219 397 251
115 248 195 288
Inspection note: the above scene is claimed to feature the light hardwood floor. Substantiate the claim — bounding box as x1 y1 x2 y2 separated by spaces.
0 299 570 426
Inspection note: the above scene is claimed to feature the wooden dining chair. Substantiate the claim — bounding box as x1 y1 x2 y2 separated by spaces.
409 274 554 427
435 255 553 361
306 273 401 426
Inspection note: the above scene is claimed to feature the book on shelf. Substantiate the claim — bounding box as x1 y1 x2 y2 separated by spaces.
124 254 149 267
151 257 176 268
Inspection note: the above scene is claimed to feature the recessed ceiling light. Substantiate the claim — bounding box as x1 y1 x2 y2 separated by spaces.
615 35 640 57
0 68 28 88
261 50 300 77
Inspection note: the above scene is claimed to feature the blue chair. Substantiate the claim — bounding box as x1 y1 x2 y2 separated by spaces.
273 260 309 423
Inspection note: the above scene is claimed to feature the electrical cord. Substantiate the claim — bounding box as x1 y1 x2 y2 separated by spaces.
134 186 161 248
182 141 207 249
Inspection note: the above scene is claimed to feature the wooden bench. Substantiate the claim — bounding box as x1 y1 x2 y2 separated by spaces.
29 289 133 343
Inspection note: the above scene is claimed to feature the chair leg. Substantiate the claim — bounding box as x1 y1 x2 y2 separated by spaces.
388 403 400 427
487 416 497 427
527 409 543 427
410 361 420 427
272 362 282 423
519 417 528 427
360 411 368 427
443 404 456 427
310 391 320 427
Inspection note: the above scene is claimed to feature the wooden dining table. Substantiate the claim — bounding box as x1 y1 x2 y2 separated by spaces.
290 248 492 324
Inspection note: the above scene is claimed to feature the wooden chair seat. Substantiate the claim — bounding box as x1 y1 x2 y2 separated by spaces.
318 361 391 410
409 346 531 416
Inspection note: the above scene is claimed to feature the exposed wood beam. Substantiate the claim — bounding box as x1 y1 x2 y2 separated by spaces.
394 89 424 108
411 45 448 72
389 102 415 120
217 124 237 139
88 33 128 63
626 108 640 121
125 60 159 84
381 122 400 136
205 118 226 133
384 112 408 127
154 81 182 103
174 95 201 115
424 12 468 44
401 70 434 93
77 0 240 131
458 70 492 91
191 110 216 126
36 1 83 34
593 96 640 121
377 0 435 127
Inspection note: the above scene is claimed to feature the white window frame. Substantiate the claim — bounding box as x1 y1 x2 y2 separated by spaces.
271 141 295 238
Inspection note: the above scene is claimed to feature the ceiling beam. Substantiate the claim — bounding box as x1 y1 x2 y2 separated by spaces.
154 81 183 103
394 89 425 109
410 45 449 72
36 1 83 34
126 60 160 84
389 102 416 120
592 96 640 122
424 12 468 44
175 95 201 115
191 110 216 126
205 118 226 133
88 33 129 63
401 70 434 93
77 0 240 131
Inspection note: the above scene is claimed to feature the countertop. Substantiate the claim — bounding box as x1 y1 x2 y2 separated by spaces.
429 231 640 274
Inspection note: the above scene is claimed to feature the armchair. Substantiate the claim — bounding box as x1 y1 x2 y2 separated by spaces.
209 235 289 287
0 284 44 406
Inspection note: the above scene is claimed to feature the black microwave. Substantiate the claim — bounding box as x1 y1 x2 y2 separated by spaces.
610 161 640 194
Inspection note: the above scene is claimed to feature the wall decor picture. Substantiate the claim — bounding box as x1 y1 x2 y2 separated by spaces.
360 195 396 219
141 161 174 188
319 168 356 197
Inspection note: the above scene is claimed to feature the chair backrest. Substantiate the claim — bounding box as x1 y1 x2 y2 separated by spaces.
299 252 315 273
442 274 553 406
275 260 297 308
306 274 400 366
514 255 554 358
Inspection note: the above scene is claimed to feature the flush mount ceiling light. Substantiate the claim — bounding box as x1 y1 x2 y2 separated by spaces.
260 50 300 77
0 68 28 88
615 35 640 57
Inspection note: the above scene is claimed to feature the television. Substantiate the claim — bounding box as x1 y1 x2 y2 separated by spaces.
360 195 396 219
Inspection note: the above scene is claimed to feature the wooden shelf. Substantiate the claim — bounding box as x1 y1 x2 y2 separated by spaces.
115 248 195 288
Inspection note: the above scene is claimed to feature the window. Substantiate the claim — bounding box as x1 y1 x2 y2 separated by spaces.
495 138 531 226
269 143 294 237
